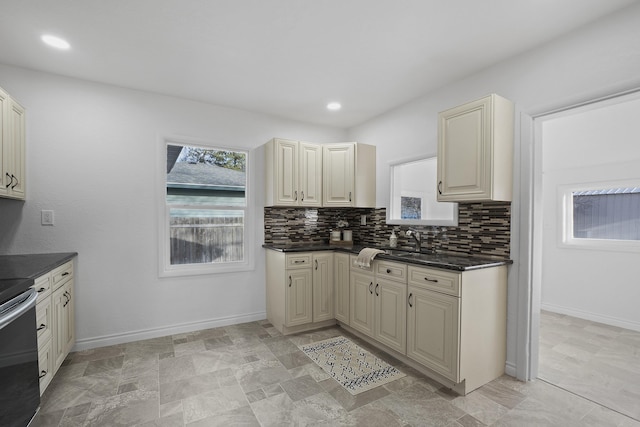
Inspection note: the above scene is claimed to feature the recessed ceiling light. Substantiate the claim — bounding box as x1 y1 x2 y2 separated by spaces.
41 34 70 50
327 102 341 111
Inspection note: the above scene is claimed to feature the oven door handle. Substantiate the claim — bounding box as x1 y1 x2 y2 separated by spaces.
0 288 38 331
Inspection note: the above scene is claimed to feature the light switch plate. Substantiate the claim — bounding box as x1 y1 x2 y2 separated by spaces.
41 210 54 225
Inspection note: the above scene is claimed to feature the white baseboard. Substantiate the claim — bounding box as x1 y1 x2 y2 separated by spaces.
540 303 640 332
73 311 267 351
504 361 517 378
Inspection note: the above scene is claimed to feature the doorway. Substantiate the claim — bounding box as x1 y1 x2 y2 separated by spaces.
533 91 640 421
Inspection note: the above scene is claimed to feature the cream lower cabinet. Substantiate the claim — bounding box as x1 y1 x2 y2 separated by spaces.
350 257 407 354
406 264 507 394
374 277 407 354
266 250 335 334
349 269 374 337
312 252 334 322
407 285 459 381
333 252 350 324
31 259 75 395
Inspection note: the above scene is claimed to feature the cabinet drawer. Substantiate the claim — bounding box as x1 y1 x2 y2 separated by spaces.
286 253 312 269
408 266 461 296
35 297 52 346
51 261 73 289
375 260 407 283
32 274 52 300
38 340 54 395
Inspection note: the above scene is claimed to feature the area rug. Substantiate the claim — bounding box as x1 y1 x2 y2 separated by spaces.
300 336 405 395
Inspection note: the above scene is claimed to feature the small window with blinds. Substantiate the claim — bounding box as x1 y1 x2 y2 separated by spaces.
562 184 640 251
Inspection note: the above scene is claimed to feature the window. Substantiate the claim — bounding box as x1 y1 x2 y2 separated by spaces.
160 140 252 276
562 183 640 251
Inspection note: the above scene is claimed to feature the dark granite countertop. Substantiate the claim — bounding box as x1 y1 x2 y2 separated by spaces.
262 244 511 272
0 252 78 303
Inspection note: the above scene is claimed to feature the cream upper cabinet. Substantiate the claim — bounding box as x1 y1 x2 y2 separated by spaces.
312 252 334 322
437 94 513 202
0 86 26 200
333 252 350 324
322 142 376 207
299 142 322 206
265 138 322 207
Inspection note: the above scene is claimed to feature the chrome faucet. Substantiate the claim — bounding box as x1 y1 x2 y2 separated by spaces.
406 229 422 253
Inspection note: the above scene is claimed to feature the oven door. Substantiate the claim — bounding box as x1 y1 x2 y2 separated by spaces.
0 287 40 427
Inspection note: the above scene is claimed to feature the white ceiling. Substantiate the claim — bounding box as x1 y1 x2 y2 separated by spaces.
0 0 636 128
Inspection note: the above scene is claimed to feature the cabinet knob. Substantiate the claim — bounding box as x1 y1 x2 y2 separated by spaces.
37 287 46 293
37 323 46 331
408 293 413 307
294 190 298 201
438 181 443 195
386 268 391 274
5 173 11 189
39 370 48 379
369 282 373 294
301 191 305 201
375 283 379 296
424 277 438 283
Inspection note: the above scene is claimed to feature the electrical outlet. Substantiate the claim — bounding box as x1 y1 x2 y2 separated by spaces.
41 210 54 226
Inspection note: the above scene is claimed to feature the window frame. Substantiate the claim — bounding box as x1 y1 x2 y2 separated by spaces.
560 180 640 253
159 136 254 277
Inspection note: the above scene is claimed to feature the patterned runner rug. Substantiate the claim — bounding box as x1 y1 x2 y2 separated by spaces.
300 336 406 395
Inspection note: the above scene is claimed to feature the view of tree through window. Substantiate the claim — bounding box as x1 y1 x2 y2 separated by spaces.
166 144 247 266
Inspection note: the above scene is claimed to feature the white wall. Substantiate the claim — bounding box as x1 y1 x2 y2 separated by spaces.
347 3 640 374
540 94 640 331
0 65 346 349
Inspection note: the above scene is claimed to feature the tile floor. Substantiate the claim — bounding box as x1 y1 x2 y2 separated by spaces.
538 310 640 422
32 319 640 426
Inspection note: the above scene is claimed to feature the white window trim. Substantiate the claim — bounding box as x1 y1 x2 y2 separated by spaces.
559 180 640 253
158 136 255 277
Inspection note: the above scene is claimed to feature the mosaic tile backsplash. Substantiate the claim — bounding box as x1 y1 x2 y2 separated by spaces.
264 202 511 259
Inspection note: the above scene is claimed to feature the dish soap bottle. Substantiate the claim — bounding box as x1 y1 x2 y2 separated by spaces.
389 229 398 248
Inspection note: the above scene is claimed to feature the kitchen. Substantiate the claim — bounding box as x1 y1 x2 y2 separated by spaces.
1 1 640 425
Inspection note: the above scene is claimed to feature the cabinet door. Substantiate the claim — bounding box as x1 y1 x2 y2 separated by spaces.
407 286 460 382
437 96 491 201
312 252 333 322
274 139 299 205
285 269 313 326
349 270 374 337
323 143 354 207
334 253 350 324
374 278 407 354
299 142 322 206
52 280 75 371
7 99 25 199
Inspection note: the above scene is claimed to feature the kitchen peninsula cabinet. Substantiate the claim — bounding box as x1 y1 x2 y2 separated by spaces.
0 85 26 200
437 94 513 202
322 142 376 207
406 264 507 394
266 250 336 334
265 138 322 207
30 259 75 395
